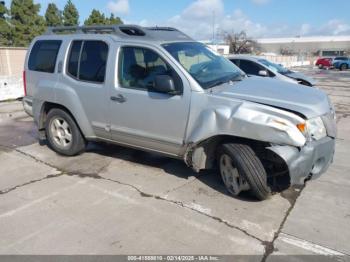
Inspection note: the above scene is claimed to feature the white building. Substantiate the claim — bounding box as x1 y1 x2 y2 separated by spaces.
206 44 230 55
257 35 350 56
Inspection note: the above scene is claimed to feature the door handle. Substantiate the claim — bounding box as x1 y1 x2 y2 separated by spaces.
110 94 126 103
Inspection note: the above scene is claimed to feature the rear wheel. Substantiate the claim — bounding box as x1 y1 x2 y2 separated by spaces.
318 64 323 69
45 108 86 156
217 143 271 200
340 64 348 71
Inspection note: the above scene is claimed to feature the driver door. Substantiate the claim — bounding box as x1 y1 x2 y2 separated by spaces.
108 46 191 156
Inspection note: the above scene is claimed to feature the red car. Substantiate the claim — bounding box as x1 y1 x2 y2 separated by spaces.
315 57 333 69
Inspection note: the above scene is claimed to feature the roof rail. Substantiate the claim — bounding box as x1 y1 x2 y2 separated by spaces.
146 26 192 40
45 24 147 36
146 27 178 31
45 24 193 41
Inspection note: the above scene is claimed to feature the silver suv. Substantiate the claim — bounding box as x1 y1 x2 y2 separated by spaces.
23 25 336 200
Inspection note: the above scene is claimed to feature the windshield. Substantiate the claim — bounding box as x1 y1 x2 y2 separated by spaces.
258 59 290 74
162 42 244 89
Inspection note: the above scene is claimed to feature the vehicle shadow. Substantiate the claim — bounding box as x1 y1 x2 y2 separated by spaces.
85 141 260 202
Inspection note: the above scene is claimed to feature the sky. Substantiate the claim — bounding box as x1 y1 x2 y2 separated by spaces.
33 0 350 40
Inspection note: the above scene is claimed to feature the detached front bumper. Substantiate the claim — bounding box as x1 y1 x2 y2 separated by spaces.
268 137 335 185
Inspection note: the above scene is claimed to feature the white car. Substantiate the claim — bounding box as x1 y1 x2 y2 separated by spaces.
229 55 316 87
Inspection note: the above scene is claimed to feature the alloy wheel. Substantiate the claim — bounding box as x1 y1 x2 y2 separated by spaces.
219 154 249 195
49 117 73 149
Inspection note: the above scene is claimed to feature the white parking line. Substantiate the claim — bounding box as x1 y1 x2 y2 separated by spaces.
279 233 347 256
0 178 84 218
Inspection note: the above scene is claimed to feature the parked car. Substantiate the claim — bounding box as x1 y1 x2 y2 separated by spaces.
315 57 333 69
23 25 336 200
332 57 350 71
229 55 316 87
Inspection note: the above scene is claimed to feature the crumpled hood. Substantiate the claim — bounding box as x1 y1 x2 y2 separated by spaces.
284 71 317 86
212 76 330 119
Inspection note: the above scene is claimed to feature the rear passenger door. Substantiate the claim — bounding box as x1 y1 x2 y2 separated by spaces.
58 39 111 139
108 45 191 156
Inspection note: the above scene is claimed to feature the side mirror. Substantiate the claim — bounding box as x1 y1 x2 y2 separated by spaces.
258 70 269 77
153 75 179 95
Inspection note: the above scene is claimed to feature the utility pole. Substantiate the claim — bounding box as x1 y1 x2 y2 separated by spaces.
212 11 215 44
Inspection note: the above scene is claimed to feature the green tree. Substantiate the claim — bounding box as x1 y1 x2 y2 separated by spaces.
0 1 13 46
45 3 62 27
63 0 78 26
106 13 123 25
84 9 106 26
10 0 46 46
0 1 6 18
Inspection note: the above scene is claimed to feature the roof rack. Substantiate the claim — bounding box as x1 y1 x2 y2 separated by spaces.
146 27 178 31
46 24 147 36
45 24 193 41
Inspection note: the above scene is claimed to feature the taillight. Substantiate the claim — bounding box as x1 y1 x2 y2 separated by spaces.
23 70 27 96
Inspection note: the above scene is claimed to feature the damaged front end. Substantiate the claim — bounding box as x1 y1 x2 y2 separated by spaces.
267 137 335 185
267 110 336 185
184 90 336 187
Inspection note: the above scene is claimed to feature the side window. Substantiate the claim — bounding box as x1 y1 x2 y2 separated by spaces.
335 57 347 61
28 40 62 73
230 59 240 66
239 60 264 76
67 40 108 83
118 46 182 92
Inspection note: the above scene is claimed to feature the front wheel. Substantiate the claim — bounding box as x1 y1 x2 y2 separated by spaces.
217 143 271 200
45 108 86 156
340 64 348 71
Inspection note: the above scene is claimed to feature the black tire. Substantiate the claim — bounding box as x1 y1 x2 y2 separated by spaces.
217 143 271 200
45 108 86 156
340 64 348 71
318 64 323 69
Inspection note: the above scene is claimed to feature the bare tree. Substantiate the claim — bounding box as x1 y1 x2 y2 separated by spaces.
224 30 260 54
279 47 294 56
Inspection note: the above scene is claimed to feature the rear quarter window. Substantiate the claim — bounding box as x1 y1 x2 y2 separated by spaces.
28 40 62 73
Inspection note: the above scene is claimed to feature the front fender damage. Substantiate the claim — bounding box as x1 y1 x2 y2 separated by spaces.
187 102 306 148
185 101 306 172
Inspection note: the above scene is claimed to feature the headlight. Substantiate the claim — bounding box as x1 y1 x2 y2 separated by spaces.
305 117 327 140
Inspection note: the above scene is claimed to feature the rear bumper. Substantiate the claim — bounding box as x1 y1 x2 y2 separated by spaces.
268 137 335 185
316 63 333 69
22 96 33 117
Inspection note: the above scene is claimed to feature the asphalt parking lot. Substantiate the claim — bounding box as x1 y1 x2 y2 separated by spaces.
0 67 349 260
